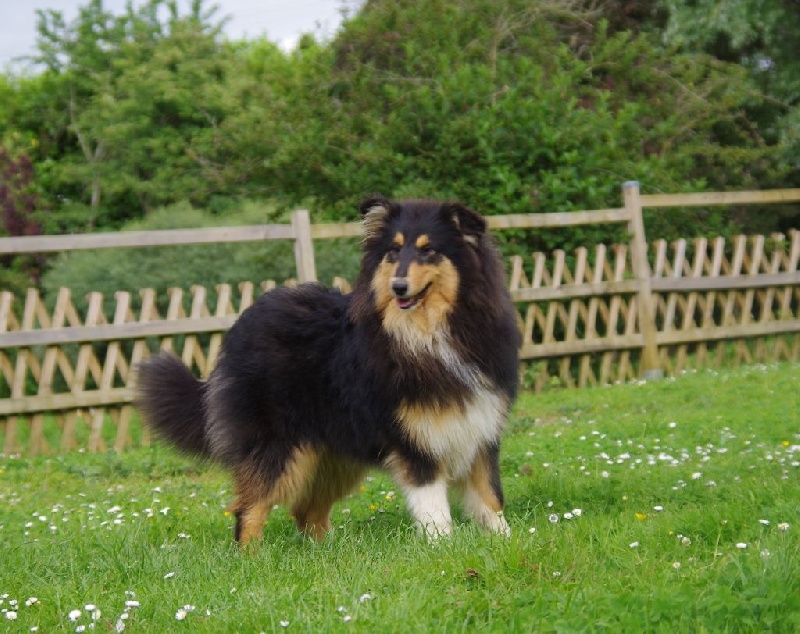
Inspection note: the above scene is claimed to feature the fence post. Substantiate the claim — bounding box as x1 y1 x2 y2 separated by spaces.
623 181 663 380
291 209 317 283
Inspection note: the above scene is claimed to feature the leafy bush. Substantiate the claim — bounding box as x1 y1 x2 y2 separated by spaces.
231 1 779 253
42 201 296 314
41 199 365 316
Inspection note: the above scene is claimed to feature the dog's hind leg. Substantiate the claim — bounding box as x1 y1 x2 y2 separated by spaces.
458 445 511 537
230 496 272 546
292 453 366 541
230 445 321 546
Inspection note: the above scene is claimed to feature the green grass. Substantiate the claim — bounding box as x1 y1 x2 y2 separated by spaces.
1 363 799 632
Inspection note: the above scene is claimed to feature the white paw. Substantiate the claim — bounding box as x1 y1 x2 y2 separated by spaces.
493 513 512 537
419 519 453 540
472 507 511 536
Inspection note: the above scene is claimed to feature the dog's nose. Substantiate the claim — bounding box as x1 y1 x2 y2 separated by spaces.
391 279 409 297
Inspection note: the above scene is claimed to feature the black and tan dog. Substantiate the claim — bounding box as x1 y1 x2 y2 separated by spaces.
137 196 520 544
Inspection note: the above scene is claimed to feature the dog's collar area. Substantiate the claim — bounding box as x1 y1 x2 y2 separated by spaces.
394 282 432 311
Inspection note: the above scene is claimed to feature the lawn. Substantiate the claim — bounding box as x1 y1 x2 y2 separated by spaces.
1 363 798 632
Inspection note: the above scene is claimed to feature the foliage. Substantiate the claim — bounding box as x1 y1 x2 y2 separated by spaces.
206 0 787 254
40 200 363 315
0 148 41 238
0 147 44 294
644 0 800 232
0 363 798 630
659 0 800 108
41 201 293 314
0 0 796 265
24 0 232 229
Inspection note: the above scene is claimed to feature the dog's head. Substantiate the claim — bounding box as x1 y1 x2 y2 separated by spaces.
356 196 487 338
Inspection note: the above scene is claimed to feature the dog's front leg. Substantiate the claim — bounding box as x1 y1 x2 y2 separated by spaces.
457 445 511 537
403 477 452 539
384 453 451 538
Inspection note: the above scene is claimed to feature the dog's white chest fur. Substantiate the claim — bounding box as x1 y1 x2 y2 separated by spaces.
399 387 505 480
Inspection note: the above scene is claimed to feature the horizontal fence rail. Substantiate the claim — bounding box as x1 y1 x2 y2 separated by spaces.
0 224 297 254
486 208 630 229
1 184 799 455
639 189 800 208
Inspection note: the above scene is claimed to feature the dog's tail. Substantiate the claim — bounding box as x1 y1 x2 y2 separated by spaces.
136 353 210 457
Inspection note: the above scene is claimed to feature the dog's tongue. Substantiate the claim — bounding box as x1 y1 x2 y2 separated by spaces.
397 298 413 310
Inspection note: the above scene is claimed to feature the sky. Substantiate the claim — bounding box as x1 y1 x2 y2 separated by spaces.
0 0 362 68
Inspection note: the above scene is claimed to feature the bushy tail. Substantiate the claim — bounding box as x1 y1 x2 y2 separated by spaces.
136 353 210 457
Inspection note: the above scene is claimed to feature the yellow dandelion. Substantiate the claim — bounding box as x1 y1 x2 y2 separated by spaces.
223 511 231 517
635 513 647 521
369 504 378 511
782 440 790 447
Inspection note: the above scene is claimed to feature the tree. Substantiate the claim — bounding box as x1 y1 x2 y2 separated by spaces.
658 0 799 172
93 2 234 216
1 0 795 249
220 0 774 250
30 0 232 228
33 0 123 225
634 0 800 232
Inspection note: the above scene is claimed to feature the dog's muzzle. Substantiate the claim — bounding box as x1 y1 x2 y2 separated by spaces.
391 278 431 311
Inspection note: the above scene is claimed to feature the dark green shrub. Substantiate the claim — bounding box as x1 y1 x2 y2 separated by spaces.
41 201 296 315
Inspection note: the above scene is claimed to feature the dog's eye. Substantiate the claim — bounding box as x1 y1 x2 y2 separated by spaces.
419 246 435 259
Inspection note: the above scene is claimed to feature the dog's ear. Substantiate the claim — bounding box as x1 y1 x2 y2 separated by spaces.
445 202 486 247
359 194 391 217
359 195 392 240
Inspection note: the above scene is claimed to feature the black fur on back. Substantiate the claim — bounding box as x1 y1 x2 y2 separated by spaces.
136 353 209 457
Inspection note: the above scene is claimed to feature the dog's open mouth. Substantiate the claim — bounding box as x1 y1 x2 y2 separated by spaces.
395 283 432 311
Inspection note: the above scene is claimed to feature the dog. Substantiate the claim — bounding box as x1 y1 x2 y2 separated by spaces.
136 196 521 544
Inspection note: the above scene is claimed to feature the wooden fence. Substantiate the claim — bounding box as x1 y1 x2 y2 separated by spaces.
1 183 799 455
512 231 800 390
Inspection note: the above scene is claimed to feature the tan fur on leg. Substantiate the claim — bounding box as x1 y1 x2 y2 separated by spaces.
231 446 321 546
458 451 510 536
292 452 366 541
